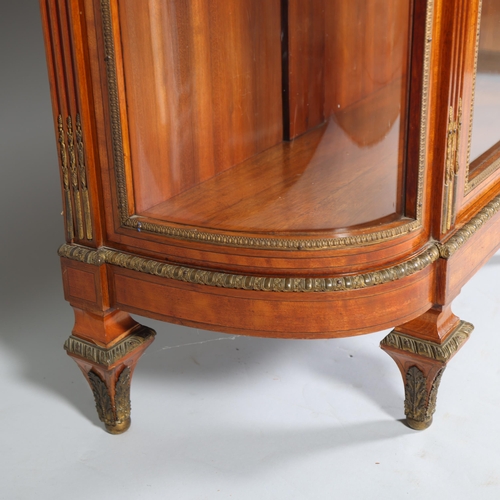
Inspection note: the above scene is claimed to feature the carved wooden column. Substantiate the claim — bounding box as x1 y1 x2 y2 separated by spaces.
381 306 473 430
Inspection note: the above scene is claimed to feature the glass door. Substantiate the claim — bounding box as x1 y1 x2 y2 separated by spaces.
105 0 415 238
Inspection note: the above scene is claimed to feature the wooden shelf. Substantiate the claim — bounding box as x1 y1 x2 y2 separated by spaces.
142 87 404 233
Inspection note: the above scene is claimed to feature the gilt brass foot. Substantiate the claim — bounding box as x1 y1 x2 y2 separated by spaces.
381 320 472 430
87 367 133 434
403 365 445 430
64 325 155 434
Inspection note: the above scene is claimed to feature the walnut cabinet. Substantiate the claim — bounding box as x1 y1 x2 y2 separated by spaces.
40 0 500 433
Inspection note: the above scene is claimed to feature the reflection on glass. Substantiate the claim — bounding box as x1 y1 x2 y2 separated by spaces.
470 0 500 163
118 0 411 232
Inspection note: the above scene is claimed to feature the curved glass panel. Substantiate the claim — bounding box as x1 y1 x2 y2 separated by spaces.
117 0 411 233
470 0 500 169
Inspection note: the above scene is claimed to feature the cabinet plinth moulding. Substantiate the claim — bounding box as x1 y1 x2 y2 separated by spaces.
41 0 500 433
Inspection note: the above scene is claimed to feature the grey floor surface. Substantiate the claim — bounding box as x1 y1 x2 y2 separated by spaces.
1 2 500 499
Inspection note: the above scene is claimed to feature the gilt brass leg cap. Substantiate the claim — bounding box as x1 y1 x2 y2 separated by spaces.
406 417 432 431
105 418 131 435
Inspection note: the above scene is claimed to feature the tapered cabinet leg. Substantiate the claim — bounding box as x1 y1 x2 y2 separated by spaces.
64 309 156 434
381 307 473 430
381 349 447 430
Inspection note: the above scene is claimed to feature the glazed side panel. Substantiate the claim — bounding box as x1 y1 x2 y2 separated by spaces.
84 0 435 274
431 0 500 235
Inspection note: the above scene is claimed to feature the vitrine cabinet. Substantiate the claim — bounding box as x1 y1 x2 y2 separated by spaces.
40 0 500 433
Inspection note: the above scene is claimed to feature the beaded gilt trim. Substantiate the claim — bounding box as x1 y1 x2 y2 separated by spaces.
59 243 439 293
